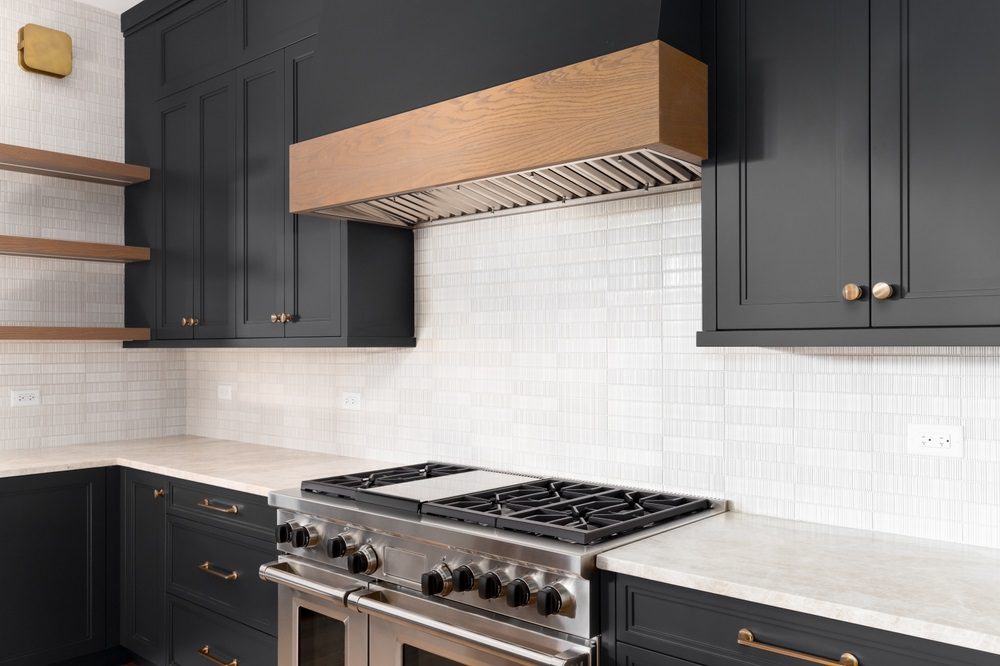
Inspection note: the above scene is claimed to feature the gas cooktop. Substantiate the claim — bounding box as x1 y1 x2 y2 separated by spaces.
302 462 713 545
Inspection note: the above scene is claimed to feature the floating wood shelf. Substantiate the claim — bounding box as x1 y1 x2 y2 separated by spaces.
0 235 150 263
0 327 151 341
0 143 150 186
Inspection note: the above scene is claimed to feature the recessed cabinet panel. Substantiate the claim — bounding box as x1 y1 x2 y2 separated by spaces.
236 52 287 338
715 0 870 330
157 99 195 340
871 0 1000 327
159 0 232 94
121 469 168 664
240 0 322 61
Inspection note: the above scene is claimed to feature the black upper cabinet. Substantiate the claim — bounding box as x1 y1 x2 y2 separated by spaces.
714 0 870 331
156 71 236 341
702 0 1000 345
0 470 107 666
871 0 1000 327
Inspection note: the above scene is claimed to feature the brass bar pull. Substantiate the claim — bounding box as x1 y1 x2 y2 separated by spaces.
199 561 239 581
152 488 165 499
198 498 239 515
738 629 858 666
198 645 238 666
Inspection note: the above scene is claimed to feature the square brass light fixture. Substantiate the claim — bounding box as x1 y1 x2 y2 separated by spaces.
18 24 73 78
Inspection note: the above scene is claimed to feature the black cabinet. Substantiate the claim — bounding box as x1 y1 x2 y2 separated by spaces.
605 574 997 666
0 470 108 666
701 0 1000 346
155 71 236 341
121 469 169 663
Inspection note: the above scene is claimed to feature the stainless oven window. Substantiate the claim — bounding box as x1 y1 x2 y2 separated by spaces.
402 645 464 666
299 607 346 666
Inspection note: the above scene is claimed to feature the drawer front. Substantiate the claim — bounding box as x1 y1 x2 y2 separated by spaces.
168 477 275 539
619 643 707 666
168 597 275 666
617 575 996 666
168 517 276 635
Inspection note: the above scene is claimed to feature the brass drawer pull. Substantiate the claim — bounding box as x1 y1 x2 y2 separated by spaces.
198 498 239 515
198 645 238 666
152 488 165 499
738 629 859 666
198 561 239 581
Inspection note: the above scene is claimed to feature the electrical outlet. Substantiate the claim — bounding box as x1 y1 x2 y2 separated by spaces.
907 424 963 458
10 389 40 407
217 384 233 401
340 392 362 411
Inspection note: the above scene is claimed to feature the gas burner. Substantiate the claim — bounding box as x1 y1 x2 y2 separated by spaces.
301 462 477 500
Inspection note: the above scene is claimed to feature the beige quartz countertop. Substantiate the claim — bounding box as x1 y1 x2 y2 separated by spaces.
0 436 386 496
597 512 1000 656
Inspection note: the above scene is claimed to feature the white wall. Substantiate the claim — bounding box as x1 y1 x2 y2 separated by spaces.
185 188 1000 550
0 0 184 449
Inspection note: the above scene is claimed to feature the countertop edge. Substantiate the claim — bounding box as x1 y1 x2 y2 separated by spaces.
596 554 1000 657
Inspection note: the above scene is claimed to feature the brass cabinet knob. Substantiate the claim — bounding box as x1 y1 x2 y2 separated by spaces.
841 283 864 302
191 318 200 327
279 313 294 323
153 488 165 499
270 314 280 323
872 282 894 300
181 317 189 327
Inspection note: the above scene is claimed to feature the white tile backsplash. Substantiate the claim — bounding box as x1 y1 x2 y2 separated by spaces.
0 0 184 449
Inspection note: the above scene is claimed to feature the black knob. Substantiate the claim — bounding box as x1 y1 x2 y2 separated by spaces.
507 579 532 607
326 536 348 558
537 586 563 616
478 572 504 600
290 526 311 549
346 552 368 574
453 566 477 592
275 522 294 544
421 570 445 596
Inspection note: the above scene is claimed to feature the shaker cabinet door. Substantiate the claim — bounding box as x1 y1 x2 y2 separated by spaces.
871 0 1000 327
236 51 288 338
713 0 870 330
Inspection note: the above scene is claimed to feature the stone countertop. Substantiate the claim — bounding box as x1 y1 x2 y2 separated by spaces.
597 512 1000 656
0 436 386 496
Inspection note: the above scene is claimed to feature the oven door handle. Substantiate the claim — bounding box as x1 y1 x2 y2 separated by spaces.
259 561 363 606
348 590 591 666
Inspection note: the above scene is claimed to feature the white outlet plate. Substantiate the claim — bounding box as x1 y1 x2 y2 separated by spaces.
340 392 362 411
217 384 233 401
907 423 964 458
10 389 40 407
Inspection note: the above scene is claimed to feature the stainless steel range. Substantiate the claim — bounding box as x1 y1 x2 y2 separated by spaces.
259 463 726 666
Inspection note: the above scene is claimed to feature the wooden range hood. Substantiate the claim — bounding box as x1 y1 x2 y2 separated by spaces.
289 40 707 227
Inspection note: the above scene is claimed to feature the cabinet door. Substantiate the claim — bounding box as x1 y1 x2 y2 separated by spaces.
871 0 1000 326
155 91 197 340
714 0 870 330
193 72 237 339
236 51 287 338
121 469 169 664
284 36 343 338
0 470 107 665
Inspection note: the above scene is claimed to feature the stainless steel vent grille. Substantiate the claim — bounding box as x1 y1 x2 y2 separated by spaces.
308 148 701 228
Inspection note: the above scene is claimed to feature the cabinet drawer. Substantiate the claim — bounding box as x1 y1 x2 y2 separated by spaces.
167 477 275 539
619 643 706 666
168 597 275 666
617 575 995 666
167 517 276 635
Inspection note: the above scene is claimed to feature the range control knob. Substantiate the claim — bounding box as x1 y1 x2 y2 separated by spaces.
275 522 295 544
477 571 509 600
346 545 379 575
290 524 320 549
537 584 573 617
325 532 359 559
506 578 539 608
420 565 454 597
453 565 480 593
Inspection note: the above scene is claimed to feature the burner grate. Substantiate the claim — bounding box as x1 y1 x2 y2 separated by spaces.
302 463 477 500
423 484 712 545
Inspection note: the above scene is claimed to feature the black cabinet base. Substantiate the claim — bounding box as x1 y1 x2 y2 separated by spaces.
698 327 1000 347
125 336 416 348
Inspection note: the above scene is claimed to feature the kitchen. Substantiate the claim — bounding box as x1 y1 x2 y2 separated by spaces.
0 0 998 665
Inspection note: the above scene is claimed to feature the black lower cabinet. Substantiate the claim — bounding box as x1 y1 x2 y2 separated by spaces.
168 597 276 666
606 574 997 666
0 470 107 666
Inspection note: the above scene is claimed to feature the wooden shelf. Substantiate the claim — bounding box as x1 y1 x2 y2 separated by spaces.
0 235 150 263
0 327 150 341
0 143 150 186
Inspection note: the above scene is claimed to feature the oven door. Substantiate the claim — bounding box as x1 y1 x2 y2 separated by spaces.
260 558 369 666
351 586 594 666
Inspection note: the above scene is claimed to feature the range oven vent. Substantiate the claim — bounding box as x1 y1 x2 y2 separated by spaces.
289 40 707 228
